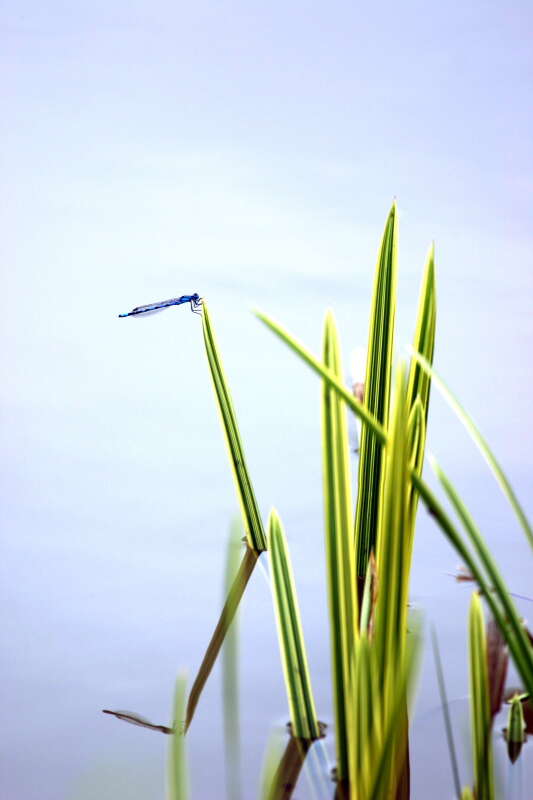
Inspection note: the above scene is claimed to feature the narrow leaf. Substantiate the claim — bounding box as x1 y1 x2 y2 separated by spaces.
203 301 266 551
354 202 398 577
406 244 436 420
321 311 356 781
268 510 321 740
429 454 533 696
409 349 533 551
468 593 494 800
185 546 259 730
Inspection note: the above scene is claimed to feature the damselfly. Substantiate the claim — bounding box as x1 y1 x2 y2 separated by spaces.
118 293 203 317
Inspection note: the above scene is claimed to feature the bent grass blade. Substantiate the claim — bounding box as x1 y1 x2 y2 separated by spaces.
185 546 259 731
102 708 173 734
429 454 533 696
408 348 533 551
183 302 267 731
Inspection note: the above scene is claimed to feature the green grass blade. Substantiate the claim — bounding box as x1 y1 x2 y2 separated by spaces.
202 301 266 552
371 364 416 798
429 455 533 695
222 521 243 800
354 203 398 577
267 510 321 740
468 593 494 800
375 363 411 684
406 244 436 420
168 674 189 800
404 246 436 524
321 311 357 781
406 397 426 527
409 349 533 551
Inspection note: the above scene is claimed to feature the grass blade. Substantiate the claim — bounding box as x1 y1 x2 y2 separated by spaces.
202 301 266 552
405 244 436 520
268 510 321 740
168 674 189 800
406 244 436 421
429 455 533 696
354 203 398 577
468 593 495 800
409 348 533 551
321 311 357 781
371 364 414 799
375 363 411 685
185 546 259 731
406 397 426 526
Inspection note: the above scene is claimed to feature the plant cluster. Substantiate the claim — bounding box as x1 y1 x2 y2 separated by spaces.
109 205 532 800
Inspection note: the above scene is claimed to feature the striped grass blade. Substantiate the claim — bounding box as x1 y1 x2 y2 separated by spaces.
468 593 495 800
202 301 266 552
354 203 398 579
268 510 321 741
322 311 357 782
406 246 436 519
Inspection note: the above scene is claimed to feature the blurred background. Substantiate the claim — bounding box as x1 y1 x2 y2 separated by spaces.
2 1 532 797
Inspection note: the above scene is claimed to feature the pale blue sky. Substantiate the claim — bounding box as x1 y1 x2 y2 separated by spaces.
2 2 532 798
